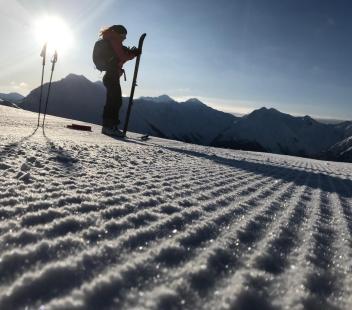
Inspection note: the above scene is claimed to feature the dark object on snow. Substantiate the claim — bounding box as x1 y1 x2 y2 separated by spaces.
123 33 147 136
92 39 117 71
66 124 92 131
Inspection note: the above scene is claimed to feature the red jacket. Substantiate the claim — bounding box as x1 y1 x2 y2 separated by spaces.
102 29 135 76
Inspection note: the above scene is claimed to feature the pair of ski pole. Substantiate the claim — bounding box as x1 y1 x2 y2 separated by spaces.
37 43 58 128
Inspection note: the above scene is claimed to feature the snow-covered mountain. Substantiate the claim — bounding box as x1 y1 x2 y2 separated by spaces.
129 96 236 145
21 74 106 125
212 107 350 158
19 74 352 162
0 92 24 103
1 105 352 309
20 74 236 145
334 120 352 138
324 136 352 162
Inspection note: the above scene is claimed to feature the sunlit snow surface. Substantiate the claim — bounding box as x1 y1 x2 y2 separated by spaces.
0 106 351 310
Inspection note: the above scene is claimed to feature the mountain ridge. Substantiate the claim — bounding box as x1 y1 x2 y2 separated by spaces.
0 92 24 103
17 73 352 162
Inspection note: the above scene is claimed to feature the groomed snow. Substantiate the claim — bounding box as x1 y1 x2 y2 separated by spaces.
0 106 351 310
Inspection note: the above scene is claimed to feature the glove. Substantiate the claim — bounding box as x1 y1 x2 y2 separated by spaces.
131 46 141 56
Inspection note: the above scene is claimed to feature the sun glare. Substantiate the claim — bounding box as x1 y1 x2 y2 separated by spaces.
34 15 73 54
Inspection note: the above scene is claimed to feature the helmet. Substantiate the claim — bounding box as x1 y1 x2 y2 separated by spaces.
109 25 127 34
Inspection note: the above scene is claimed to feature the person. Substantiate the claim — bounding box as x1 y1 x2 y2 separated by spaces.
100 25 140 136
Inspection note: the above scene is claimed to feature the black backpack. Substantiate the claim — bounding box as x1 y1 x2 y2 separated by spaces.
92 39 117 71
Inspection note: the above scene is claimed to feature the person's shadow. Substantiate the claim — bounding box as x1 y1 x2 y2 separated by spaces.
42 127 79 169
1 126 78 170
0 126 39 158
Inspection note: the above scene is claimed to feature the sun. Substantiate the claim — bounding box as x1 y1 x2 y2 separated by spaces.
34 15 73 54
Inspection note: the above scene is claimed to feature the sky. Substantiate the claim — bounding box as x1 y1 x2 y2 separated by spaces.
0 0 352 120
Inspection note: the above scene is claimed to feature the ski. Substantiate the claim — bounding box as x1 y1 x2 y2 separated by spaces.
125 134 151 142
124 134 150 141
123 33 147 136
102 131 151 142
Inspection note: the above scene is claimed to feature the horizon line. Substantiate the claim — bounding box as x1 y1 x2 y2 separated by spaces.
1 73 350 122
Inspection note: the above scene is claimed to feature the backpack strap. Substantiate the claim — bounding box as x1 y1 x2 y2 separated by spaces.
122 69 127 81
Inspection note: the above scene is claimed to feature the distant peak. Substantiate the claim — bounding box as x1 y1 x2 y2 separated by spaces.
64 73 90 82
303 115 313 120
185 98 203 104
252 107 280 114
65 73 80 79
140 95 176 103
5 92 23 97
246 107 286 120
157 95 175 101
0 92 24 102
249 107 268 115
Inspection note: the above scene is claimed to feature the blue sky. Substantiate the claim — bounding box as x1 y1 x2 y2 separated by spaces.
0 0 351 119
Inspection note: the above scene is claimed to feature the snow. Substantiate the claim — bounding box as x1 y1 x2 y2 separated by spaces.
0 105 352 309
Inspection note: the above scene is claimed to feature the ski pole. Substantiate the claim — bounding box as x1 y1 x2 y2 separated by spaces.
123 33 146 136
42 50 58 128
37 43 47 127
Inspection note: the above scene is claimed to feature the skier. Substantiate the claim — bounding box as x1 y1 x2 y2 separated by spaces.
99 25 140 136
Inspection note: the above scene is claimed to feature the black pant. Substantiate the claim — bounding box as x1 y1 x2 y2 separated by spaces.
102 70 122 128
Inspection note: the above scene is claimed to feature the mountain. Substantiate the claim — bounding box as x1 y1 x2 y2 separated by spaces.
323 136 352 162
334 120 352 138
128 95 237 145
20 74 105 125
19 74 352 162
140 94 175 103
211 107 348 158
20 75 237 145
0 92 24 103
0 99 20 109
